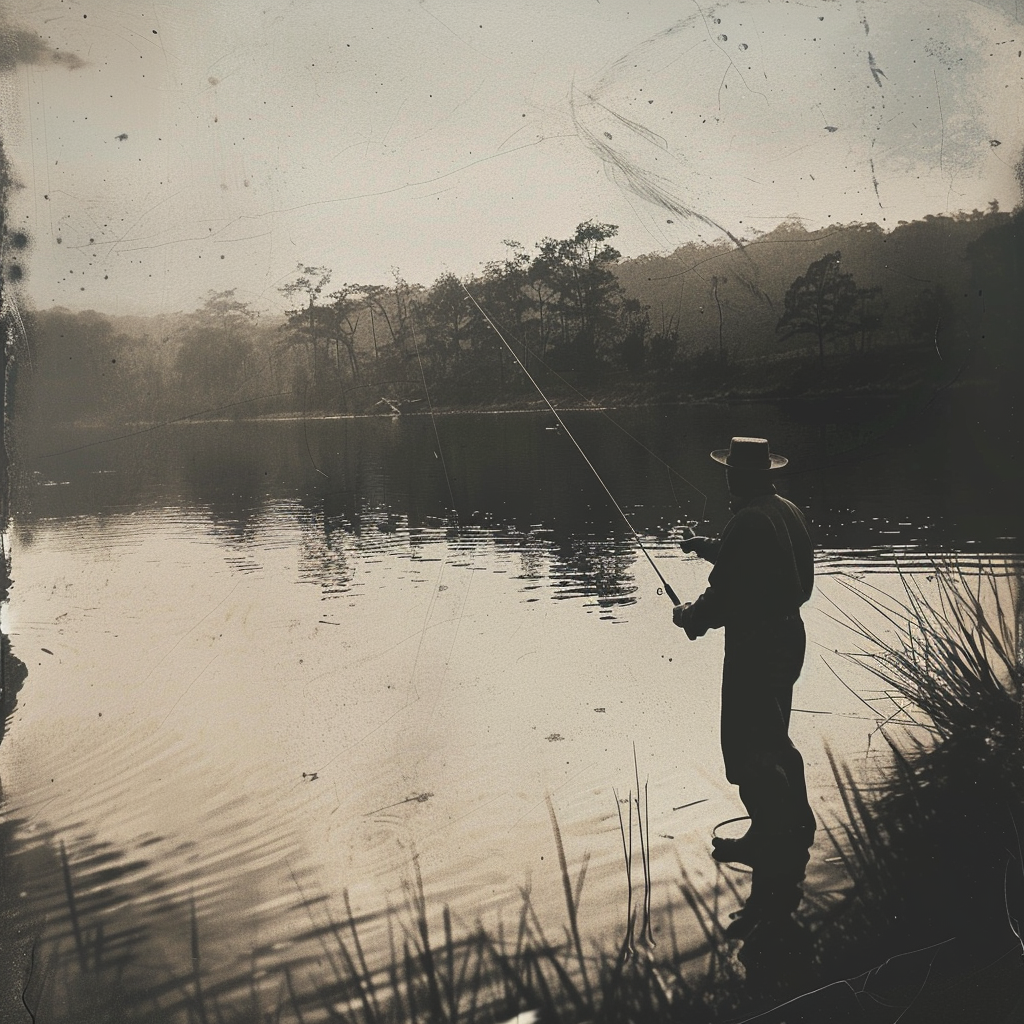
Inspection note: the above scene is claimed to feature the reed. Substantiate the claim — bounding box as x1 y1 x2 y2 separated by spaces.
22 790 746 1023
810 560 1024 1004
831 562 1020 745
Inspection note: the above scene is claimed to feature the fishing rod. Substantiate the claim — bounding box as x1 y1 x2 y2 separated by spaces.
459 281 681 607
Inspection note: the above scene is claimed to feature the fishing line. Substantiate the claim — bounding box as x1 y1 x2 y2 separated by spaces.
711 815 754 874
459 280 681 606
456 297 709 526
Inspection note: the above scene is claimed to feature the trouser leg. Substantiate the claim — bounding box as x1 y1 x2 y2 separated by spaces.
719 619 815 904
775 674 817 838
737 761 812 841
730 757 811 917
778 744 816 838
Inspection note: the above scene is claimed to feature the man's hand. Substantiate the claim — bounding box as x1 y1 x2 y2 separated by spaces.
672 602 692 629
679 535 716 561
673 600 711 640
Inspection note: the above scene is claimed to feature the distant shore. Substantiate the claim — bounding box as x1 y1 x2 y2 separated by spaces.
198 362 981 420
12 353 1009 448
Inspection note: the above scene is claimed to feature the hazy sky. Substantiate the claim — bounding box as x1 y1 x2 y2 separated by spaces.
2 0 1021 316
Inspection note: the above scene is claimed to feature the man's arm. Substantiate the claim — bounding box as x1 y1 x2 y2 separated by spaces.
679 535 721 562
672 508 774 638
673 588 726 639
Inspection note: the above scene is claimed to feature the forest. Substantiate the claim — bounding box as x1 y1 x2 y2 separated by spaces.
9 203 1022 432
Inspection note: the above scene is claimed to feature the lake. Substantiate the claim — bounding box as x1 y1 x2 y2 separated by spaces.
2 392 1020 997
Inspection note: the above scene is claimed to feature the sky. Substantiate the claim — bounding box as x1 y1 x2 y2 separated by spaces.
1 0 1021 316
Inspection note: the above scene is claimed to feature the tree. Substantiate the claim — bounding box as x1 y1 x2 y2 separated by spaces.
358 283 397 358
906 285 953 358
526 247 558 365
965 208 1024 388
616 297 650 374
775 252 864 366
418 272 473 375
647 325 679 371
17 308 121 426
532 221 623 369
323 287 364 383
280 265 332 385
174 290 258 411
473 241 532 386
854 286 884 353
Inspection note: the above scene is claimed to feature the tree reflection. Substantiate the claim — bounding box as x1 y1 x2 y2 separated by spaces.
11 395 1024 610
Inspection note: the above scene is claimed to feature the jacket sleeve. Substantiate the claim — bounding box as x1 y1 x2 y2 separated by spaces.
680 509 776 635
677 584 726 638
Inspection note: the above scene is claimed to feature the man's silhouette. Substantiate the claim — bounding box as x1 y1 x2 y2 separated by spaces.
674 437 815 936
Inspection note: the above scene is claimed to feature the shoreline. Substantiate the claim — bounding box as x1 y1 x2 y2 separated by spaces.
37 374 989 432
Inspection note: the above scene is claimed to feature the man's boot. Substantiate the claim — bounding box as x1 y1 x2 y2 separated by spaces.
723 831 810 939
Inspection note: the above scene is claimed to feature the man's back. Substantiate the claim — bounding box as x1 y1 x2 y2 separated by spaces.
682 492 813 635
711 492 814 622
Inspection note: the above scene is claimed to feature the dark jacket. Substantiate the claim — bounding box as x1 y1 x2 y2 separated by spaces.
679 492 814 639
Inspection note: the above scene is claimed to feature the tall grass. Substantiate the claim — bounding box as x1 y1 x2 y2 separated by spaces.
816 561 1024 992
833 562 1022 751
18 796 756 1024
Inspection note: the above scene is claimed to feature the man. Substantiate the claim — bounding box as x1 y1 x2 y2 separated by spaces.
673 436 816 935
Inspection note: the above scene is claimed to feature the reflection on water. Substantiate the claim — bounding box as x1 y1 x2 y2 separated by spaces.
16 393 1023 553
3 396 1022 1008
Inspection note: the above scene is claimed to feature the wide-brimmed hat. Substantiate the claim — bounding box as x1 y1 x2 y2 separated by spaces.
710 436 788 470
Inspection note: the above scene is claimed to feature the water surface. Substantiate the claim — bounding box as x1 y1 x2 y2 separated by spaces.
3 396 1020 983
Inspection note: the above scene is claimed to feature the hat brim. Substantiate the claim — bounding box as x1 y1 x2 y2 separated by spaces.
710 449 788 469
